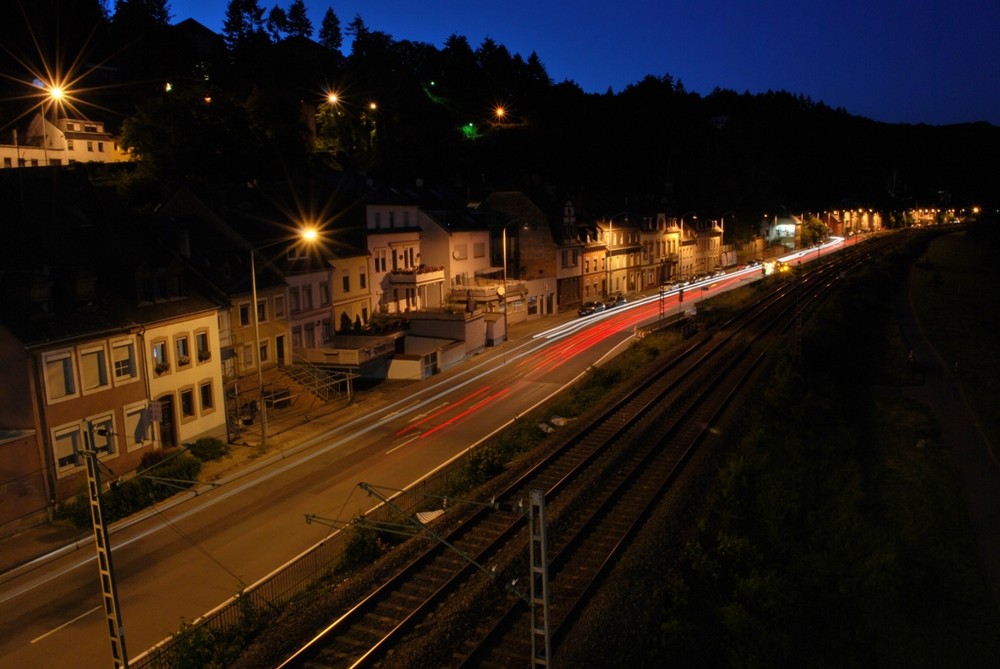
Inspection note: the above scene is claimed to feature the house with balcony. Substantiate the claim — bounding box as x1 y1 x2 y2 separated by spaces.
365 188 444 314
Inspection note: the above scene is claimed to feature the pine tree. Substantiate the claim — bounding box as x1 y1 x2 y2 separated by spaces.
318 7 342 50
286 0 313 39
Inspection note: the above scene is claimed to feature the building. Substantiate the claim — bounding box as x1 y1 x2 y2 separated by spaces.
0 113 130 168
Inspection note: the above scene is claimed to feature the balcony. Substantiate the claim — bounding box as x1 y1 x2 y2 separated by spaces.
388 265 445 286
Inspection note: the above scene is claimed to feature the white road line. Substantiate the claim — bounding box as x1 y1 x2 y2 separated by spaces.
386 434 420 454
31 605 100 643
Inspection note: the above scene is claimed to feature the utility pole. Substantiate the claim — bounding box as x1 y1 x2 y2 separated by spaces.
529 489 552 668
83 422 128 668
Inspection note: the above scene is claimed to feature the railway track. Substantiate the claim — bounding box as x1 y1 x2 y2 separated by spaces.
276 235 898 669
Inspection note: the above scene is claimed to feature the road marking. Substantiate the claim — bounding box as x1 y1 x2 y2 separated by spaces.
386 434 420 454
31 605 100 643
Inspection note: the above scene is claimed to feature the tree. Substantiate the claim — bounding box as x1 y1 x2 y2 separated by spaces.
286 0 312 39
112 0 170 27
222 0 267 50
318 7 342 50
265 5 287 42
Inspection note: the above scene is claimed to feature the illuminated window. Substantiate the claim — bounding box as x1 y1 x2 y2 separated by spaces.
176 335 191 367
151 340 169 374
195 330 210 362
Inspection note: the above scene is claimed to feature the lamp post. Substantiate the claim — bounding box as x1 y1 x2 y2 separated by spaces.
249 228 317 451
40 85 64 166
499 218 528 316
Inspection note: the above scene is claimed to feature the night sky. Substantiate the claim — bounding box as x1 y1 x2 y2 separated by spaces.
169 1 999 127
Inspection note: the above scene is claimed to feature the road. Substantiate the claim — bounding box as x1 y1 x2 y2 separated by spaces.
0 259 792 668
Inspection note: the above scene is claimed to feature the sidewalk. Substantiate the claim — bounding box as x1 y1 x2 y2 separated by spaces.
0 312 571 582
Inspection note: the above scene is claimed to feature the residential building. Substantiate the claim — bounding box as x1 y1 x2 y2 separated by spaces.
0 113 130 168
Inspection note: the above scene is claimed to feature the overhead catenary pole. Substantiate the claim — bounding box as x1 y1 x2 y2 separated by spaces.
84 423 128 668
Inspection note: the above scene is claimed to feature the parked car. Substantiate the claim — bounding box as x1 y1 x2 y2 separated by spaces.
605 294 627 308
578 301 606 317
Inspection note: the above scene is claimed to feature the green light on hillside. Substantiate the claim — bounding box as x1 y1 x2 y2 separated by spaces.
461 122 479 140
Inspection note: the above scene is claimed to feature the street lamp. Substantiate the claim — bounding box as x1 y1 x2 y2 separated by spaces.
249 227 318 451
499 218 528 316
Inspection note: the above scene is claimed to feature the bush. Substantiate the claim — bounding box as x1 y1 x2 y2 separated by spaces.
186 437 230 462
55 449 203 529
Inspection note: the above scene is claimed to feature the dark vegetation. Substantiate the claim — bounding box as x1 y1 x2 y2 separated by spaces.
2 1 998 231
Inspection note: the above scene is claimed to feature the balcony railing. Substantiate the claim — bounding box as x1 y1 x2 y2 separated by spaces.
387 265 445 286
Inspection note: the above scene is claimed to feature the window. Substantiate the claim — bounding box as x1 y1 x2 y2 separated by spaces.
389 211 395 226
87 141 94 152
66 139 74 150
473 242 485 258
360 271 367 289
342 274 350 292
54 424 82 469
322 318 333 342
152 340 169 374
258 339 269 364
374 212 381 228
374 249 387 273
302 286 313 309
44 350 77 401
176 335 191 367
90 414 115 456
289 287 300 312
274 295 285 319
291 326 302 348
320 281 331 305
180 388 195 419
241 343 253 368
200 381 214 412
239 302 251 326
256 298 267 323
97 142 104 152
454 243 468 260
124 403 154 450
79 346 109 392
112 341 136 380
195 330 211 362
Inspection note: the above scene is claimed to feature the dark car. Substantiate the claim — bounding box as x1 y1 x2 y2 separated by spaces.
605 294 627 308
578 301 606 317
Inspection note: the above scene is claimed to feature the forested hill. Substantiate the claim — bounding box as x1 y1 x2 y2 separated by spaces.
1 0 996 216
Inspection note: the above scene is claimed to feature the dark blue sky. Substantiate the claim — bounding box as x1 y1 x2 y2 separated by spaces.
169 1 1000 126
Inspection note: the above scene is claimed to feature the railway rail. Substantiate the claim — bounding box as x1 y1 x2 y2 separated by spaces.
276 234 899 669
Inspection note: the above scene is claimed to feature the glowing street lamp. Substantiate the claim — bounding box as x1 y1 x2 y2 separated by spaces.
249 227 318 451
